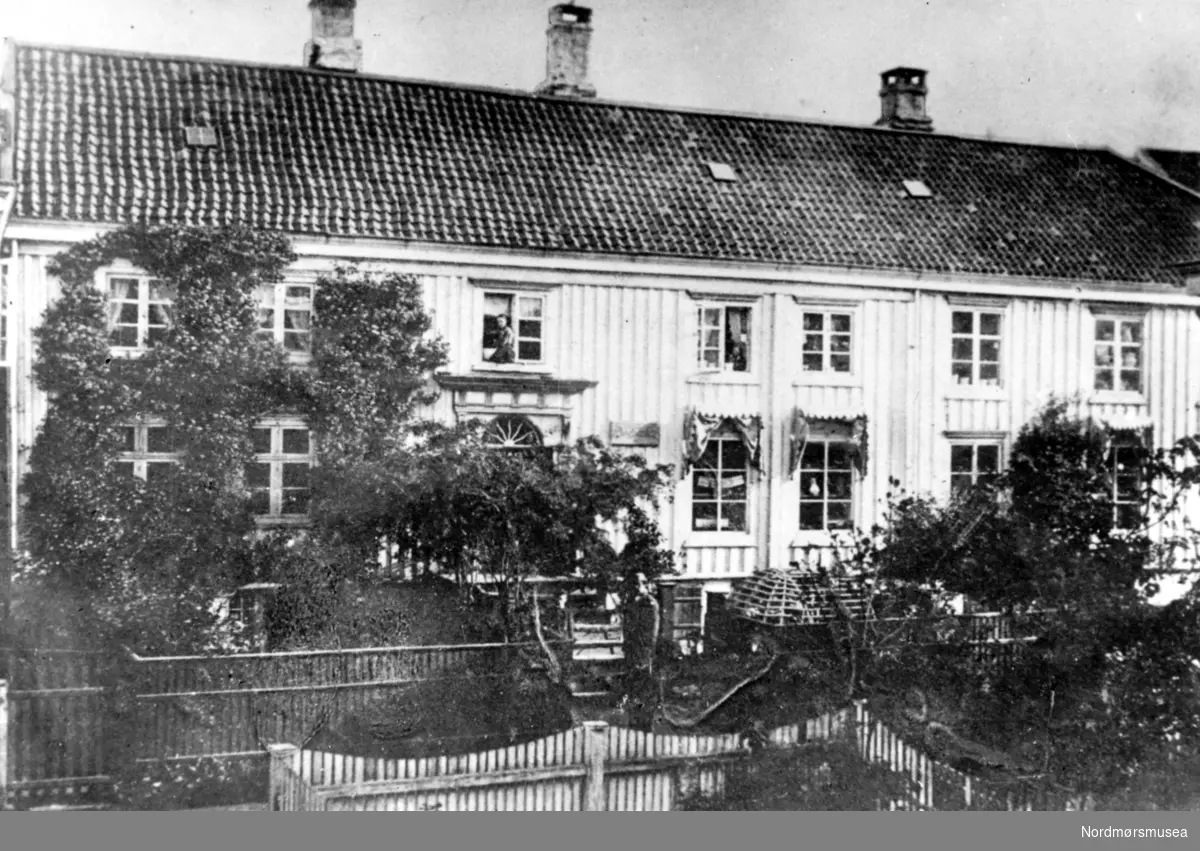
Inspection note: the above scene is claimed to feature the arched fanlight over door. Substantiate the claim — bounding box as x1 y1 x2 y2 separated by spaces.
485 415 544 450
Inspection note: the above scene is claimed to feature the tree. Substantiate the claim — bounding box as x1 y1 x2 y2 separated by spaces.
851 400 1200 808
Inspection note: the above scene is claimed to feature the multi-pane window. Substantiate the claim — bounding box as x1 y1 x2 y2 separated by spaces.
115 422 182 482
801 311 852 374
692 431 749 532
697 306 751 372
248 423 312 519
483 292 544 364
1110 443 1143 530
1094 317 1143 393
108 275 174 350
950 310 1002 386
798 430 854 531
257 284 313 355
950 443 1001 496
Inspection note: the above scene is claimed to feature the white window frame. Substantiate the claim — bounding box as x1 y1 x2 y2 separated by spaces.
690 429 752 535
115 419 182 481
945 432 1006 498
471 280 557 372
98 264 175 356
1089 305 1147 401
945 295 1009 398
257 282 314 362
249 418 313 525
949 308 1003 388
796 429 857 536
792 298 861 386
688 292 757 379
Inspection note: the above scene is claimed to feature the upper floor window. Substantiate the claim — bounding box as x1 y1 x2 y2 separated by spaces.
248 421 311 520
1094 316 1143 393
692 428 749 532
951 309 1002 387
108 275 174 351
950 441 1001 497
257 284 313 356
697 305 751 373
483 292 544 365
115 421 182 483
801 310 852 374
798 427 855 532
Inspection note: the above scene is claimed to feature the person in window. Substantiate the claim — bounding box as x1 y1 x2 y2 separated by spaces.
727 332 749 372
488 314 516 364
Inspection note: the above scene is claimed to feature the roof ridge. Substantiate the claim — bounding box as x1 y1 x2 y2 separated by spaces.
6 37 1115 157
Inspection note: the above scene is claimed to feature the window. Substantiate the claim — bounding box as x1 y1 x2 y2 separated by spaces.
482 292 544 364
257 284 313 355
692 430 749 532
798 427 855 531
115 422 182 482
951 310 1002 386
1109 443 1143 530
697 305 751 372
801 311 852 374
248 422 311 519
108 275 174 350
1094 317 1143 393
950 442 1002 496
484 415 544 450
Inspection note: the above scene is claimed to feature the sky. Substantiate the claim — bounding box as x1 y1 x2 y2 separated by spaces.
6 0 1200 155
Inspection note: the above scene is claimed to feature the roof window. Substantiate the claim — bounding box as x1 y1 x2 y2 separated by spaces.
707 162 738 182
902 179 932 198
184 126 218 148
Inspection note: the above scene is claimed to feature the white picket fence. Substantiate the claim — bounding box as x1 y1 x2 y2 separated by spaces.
267 700 1046 811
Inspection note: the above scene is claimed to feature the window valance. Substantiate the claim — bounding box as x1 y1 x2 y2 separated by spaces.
787 408 869 478
682 409 763 476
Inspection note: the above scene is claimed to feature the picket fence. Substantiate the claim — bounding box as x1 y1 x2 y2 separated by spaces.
2 640 564 809
268 702 1047 812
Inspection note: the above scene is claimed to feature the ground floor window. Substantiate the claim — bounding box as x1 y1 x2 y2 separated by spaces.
798 426 855 531
248 420 312 520
950 442 1002 497
692 430 750 532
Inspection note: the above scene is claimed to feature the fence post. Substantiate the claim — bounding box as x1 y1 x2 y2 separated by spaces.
0 680 7 811
581 721 608 812
267 743 300 811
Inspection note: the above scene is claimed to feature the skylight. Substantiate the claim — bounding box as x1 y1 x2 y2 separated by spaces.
707 162 738 182
902 179 932 198
184 126 218 148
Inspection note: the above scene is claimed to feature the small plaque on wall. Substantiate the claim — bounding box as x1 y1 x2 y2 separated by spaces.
610 421 660 447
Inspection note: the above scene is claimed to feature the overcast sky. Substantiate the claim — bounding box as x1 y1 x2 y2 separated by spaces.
7 1 1200 155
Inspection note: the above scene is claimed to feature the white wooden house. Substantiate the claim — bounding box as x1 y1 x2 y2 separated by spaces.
3 2 1200 638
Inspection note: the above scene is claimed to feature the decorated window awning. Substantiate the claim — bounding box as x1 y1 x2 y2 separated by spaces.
682 409 763 475
1091 412 1154 451
787 408 869 478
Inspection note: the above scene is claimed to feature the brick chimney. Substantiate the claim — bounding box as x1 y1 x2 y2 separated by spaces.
875 67 933 133
535 4 597 98
305 0 363 73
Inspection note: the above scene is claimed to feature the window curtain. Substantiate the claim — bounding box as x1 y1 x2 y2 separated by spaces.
682 408 762 476
786 409 869 477
109 278 136 326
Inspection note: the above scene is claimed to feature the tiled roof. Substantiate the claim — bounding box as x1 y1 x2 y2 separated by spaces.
10 43 1200 286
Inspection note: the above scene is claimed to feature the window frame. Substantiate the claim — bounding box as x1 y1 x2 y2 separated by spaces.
945 432 1006 498
1091 311 1146 399
114 418 183 482
688 292 759 380
945 295 1009 398
97 264 175 356
471 280 557 372
796 429 857 537
791 298 862 387
248 417 314 526
1107 437 1147 531
689 428 752 536
257 281 314 362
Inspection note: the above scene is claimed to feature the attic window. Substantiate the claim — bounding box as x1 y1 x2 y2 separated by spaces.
184 126 218 147
902 179 932 198
707 162 738 182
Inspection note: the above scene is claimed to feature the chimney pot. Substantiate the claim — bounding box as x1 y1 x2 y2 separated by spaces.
536 4 597 99
875 66 933 133
306 0 363 73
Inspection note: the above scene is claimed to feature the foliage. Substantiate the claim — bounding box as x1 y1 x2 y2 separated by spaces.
835 399 1200 808
111 756 267 811
23 225 448 653
677 742 913 811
